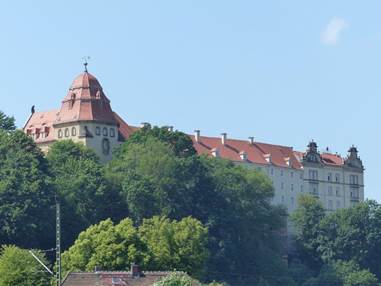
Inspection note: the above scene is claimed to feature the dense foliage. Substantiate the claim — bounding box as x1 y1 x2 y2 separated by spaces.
0 245 51 286
62 216 208 278
106 127 287 284
47 140 126 249
0 111 15 132
290 194 381 286
1 110 380 286
0 130 54 249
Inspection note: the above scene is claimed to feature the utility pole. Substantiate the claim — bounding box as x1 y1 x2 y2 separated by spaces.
29 198 62 285
56 198 61 286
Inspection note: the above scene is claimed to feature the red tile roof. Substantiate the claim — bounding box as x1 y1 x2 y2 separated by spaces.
55 72 117 125
23 109 59 143
321 152 344 166
62 271 185 286
113 112 139 140
22 71 346 168
191 135 303 169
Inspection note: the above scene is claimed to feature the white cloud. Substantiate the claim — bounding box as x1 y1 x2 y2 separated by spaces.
321 17 349 46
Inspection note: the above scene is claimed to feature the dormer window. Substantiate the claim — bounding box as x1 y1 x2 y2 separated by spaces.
70 93 76 109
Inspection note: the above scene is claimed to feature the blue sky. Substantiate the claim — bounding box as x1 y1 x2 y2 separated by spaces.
1 1 380 200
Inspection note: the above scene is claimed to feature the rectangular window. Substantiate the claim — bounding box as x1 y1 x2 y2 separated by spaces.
328 172 332 182
281 170 284 176
291 184 294 191
336 187 340 197
309 183 318 196
291 172 294 178
350 187 359 199
281 182 284 189
328 200 333 210
335 173 340 183
336 201 341 208
309 170 318 180
328 186 333 196
350 175 358 185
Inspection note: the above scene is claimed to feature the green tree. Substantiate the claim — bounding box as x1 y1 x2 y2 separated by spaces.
139 216 209 278
107 138 201 222
108 132 287 284
115 124 196 158
0 245 51 286
291 194 326 269
61 218 143 274
0 130 54 249
153 273 197 286
47 140 126 249
334 261 378 286
317 201 381 278
62 216 209 278
0 111 15 132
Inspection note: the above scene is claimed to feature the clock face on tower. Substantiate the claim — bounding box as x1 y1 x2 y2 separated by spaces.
102 138 110 155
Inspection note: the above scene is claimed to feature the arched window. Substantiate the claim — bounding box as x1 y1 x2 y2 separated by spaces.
103 127 108 136
71 127 77 136
95 126 101 136
65 128 69 137
102 138 110 155
58 129 63 138
110 128 115 137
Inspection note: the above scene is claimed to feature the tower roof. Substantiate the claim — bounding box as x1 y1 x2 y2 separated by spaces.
55 71 117 125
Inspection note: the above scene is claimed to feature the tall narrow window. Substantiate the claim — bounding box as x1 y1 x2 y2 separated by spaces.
71 127 76 136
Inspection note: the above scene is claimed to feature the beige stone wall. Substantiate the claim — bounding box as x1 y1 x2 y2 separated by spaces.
44 121 121 163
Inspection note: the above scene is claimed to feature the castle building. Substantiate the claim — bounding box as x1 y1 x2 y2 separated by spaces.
24 70 365 213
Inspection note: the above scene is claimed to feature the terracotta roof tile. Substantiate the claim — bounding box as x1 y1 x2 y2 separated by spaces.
191 135 303 169
62 271 185 286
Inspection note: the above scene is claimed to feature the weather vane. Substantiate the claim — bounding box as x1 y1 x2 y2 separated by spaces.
82 56 90 72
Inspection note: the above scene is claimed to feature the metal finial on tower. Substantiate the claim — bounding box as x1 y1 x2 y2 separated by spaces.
82 56 90 72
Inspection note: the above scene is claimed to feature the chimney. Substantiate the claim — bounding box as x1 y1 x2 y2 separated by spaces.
194 130 200 142
264 153 271 163
211 147 220 157
248 136 254 145
131 263 140 278
221 133 227 145
239 151 247 161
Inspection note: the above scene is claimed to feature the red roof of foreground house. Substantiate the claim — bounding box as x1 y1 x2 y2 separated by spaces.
62 271 192 286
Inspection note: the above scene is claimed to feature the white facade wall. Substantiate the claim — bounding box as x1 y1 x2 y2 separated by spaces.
242 159 364 216
53 121 121 163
